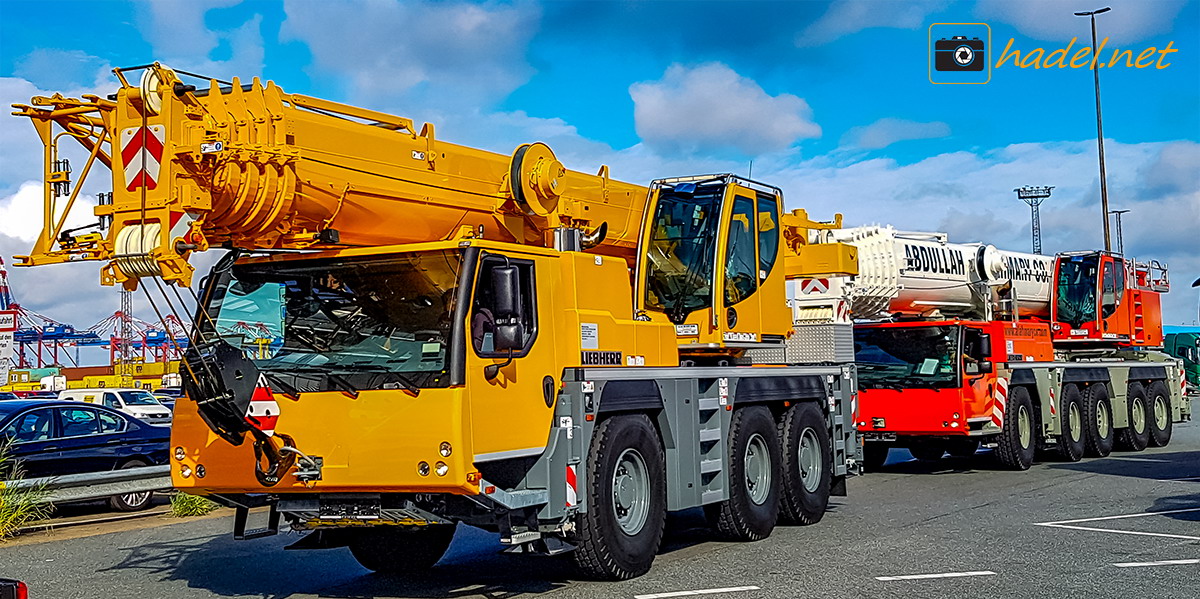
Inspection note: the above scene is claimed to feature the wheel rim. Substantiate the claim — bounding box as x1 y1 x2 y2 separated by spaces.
1096 400 1110 437
1068 402 1082 441
798 427 823 493
1131 398 1146 433
1152 395 1168 430
1018 404 1032 448
612 448 650 535
744 433 772 505
121 491 151 506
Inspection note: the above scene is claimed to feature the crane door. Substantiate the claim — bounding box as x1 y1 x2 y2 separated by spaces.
638 176 790 352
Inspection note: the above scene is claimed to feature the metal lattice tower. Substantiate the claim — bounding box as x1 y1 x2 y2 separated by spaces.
118 289 134 363
1015 186 1054 254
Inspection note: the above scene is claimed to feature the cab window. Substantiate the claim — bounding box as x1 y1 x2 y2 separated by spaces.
725 195 758 305
756 193 780 282
103 392 121 409
59 408 100 437
3 409 55 443
1101 261 1117 318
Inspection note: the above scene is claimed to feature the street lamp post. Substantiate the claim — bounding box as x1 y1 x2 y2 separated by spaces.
1075 6 1113 252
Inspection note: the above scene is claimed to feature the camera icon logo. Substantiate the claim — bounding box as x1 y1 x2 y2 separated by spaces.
929 24 991 84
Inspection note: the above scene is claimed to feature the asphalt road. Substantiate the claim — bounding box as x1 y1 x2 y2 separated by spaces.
4 399 1198 599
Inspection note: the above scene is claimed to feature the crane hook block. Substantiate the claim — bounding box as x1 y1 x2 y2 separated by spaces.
510 142 564 217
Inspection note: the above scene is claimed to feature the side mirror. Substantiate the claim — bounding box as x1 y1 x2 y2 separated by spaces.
491 265 522 320
494 323 525 352
979 333 994 359
978 360 994 374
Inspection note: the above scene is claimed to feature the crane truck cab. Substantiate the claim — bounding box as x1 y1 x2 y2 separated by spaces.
1164 332 1199 395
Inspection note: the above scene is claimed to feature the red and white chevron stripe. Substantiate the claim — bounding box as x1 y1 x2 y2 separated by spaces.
799 278 829 294
565 464 578 508
991 378 1009 428
120 125 165 191
1048 386 1057 416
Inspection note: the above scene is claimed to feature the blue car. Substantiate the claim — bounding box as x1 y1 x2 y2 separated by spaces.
0 399 170 511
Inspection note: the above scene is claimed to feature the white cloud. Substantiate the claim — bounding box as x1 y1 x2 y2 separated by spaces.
133 0 265 79
279 0 541 109
976 0 1188 45
841 118 951 149
13 49 112 90
629 63 821 156
796 0 947 47
0 182 96 244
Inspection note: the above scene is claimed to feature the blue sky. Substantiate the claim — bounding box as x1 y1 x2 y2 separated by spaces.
0 0 1197 339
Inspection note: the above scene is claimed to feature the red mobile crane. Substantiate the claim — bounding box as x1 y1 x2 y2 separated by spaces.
798 226 1189 470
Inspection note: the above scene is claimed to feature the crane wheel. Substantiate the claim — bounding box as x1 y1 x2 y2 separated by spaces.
1055 384 1086 462
1082 384 1114 457
1146 381 1173 447
995 386 1036 470
776 402 831 525
705 406 780 541
862 443 890 471
347 524 456 574
574 414 667 581
1115 383 1150 452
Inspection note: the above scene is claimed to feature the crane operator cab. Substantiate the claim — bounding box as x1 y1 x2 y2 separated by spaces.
1052 251 1167 347
637 175 792 360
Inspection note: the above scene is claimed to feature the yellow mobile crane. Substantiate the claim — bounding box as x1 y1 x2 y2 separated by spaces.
13 63 858 579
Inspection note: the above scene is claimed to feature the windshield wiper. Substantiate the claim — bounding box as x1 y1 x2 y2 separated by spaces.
341 363 422 397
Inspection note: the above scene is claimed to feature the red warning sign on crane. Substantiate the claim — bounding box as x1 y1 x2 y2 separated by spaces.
120 125 166 191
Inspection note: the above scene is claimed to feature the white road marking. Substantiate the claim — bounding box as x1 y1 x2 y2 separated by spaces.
634 586 760 599
1105 456 1171 463
875 571 995 581
1034 507 1200 541
1038 506 1200 525
1035 523 1200 541
1112 559 1200 568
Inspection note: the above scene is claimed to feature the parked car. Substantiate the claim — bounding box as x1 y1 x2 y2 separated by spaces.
152 387 183 409
0 392 19 401
0 578 28 599
0 399 169 511
58 388 172 425
15 390 59 399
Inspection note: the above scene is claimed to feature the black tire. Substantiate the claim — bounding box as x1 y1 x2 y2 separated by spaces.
862 443 890 471
574 414 667 580
347 524 456 574
946 439 980 458
1147 381 1173 447
1056 384 1086 462
996 386 1036 470
704 406 780 541
776 402 831 525
908 444 945 462
1082 384 1114 457
1115 382 1150 452
109 459 154 511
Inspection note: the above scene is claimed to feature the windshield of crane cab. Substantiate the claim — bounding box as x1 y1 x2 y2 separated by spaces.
1056 255 1098 327
200 250 462 390
854 325 959 389
644 183 724 319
